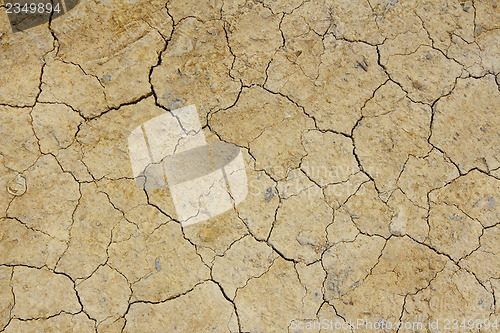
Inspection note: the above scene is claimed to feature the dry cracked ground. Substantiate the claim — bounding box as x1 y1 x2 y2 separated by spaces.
0 0 499 332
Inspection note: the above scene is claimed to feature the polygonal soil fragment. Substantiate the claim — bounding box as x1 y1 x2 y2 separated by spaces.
461 225 500 285
266 35 386 134
108 222 210 303
212 235 276 299
387 189 429 241
55 182 126 279
269 188 332 264
8 155 80 241
427 203 483 261
0 27 53 106
211 86 314 180
402 261 494 327
431 76 500 173
342 181 392 237
77 97 166 180
31 103 83 154
354 80 432 198
301 130 359 186
236 151 279 240
76 265 131 324
39 59 109 119
429 170 500 228
332 237 448 325
124 281 238 332
11 267 81 319
52 0 172 107
0 106 39 172
235 258 307 332
385 46 462 104
151 18 240 119
323 234 386 301
223 0 283 85
0 218 66 268
397 149 459 208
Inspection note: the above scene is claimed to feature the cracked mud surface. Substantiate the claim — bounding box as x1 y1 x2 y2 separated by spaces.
0 0 499 332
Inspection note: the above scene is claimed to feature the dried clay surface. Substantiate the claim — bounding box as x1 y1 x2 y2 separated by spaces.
0 0 498 332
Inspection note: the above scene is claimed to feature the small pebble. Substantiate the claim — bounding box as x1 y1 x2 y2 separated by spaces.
101 74 112 83
264 187 275 202
155 258 161 272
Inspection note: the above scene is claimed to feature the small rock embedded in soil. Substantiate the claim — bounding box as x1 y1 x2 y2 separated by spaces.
264 187 275 202
155 258 161 272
